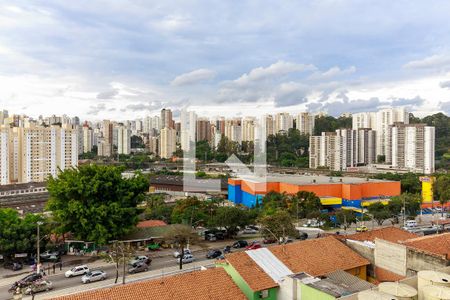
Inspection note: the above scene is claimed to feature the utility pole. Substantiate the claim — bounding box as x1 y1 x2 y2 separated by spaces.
36 221 43 274
403 196 406 228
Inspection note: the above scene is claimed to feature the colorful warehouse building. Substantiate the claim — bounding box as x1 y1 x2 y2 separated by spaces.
228 175 401 209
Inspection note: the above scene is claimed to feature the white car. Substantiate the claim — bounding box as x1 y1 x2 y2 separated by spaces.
65 265 89 278
178 254 195 264
81 270 107 284
173 249 192 258
243 228 258 234
24 280 53 295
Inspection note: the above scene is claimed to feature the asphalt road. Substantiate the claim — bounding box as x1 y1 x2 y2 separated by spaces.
0 248 218 300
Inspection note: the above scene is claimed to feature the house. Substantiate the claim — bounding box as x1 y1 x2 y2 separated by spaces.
136 220 167 228
51 267 246 300
334 227 419 282
374 233 450 279
218 236 370 300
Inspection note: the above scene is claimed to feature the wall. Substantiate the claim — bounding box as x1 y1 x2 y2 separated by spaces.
346 265 367 281
406 249 449 275
299 283 335 300
345 240 375 264
374 239 407 276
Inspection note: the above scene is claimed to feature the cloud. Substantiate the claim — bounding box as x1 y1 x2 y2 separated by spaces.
96 89 119 99
124 102 162 112
440 101 450 114
274 82 309 107
87 103 107 115
440 81 450 89
171 69 216 86
308 66 356 80
390 96 425 107
233 61 316 86
403 54 450 69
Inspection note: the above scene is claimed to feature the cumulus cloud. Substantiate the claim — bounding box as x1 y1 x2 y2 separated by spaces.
440 81 450 89
403 54 450 69
440 101 450 114
124 102 162 112
171 69 216 86
96 89 119 99
390 96 425 107
274 82 310 107
233 61 316 86
308 66 356 80
87 103 107 115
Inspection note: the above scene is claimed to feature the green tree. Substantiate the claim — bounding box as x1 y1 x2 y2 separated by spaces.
170 196 208 226
434 175 450 216
46 165 149 245
335 210 357 231
367 202 391 226
389 193 421 220
144 194 173 222
209 207 250 237
258 210 297 244
101 242 135 284
291 191 322 219
0 209 48 260
261 192 290 216
164 224 200 269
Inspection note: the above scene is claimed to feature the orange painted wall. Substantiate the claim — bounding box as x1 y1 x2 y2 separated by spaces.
228 178 241 186
360 182 400 198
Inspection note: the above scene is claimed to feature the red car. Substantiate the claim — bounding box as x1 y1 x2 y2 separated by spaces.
245 242 262 250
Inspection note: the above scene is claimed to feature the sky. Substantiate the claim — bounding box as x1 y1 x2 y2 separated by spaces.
1 0 450 121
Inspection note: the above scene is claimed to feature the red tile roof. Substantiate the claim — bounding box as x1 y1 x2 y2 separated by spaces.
225 237 369 291
338 227 418 244
402 233 450 259
269 237 370 277
374 267 406 282
225 252 279 291
51 268 246 300
136 220 167 228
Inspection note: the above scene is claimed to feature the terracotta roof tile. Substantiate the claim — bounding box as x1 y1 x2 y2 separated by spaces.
401 233 450 259
225 252 279 291
339 227 418 244
374 267 406 282
136 220 167 228
51 268 246 300
269 237 370 277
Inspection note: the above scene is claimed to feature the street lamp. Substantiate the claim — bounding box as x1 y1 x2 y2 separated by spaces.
36 221 44 274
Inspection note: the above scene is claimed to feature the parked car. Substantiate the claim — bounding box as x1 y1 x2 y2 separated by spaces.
129 255 151 265
247 225 260 231
178 254 195 264
232 240 248 248
65 265 90 278
24 280 53 295
205 233 217 241
303 219 324 227
128 262 149 274
206 249 222 259
297 232 308 240
262 238 277 244
173 249 192 258
405 220 418 228
4 261 23 271
243 228 258 234
223 245 232 254
245 242 262 250
40 250 60 261
81 270 107 284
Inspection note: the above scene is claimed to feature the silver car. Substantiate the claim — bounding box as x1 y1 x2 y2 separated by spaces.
24 280 53 295
81 270 107 284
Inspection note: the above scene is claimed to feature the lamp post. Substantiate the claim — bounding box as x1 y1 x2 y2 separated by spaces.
36 221 43 274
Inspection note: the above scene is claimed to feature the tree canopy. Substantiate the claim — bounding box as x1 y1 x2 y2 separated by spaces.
46 165 149 245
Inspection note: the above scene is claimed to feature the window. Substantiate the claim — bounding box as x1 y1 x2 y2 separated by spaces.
259 290 269 299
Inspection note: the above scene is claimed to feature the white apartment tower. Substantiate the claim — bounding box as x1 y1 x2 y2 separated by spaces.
296 112 315 135
241 117 255 142
309 132 344 171
82 124 93 153
275 113 293 133
388 123 435 174
116 124 131 155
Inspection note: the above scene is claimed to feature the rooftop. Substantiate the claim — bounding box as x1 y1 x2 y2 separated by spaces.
136 220 167 228
374 267 406 283
51 267 246 300
269 237 370 276
234 174 396 185
307 270 375 297
401 233 450 259
224 237 369 291
338 227 419 244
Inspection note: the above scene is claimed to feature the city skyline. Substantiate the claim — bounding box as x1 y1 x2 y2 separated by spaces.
1 1 450 119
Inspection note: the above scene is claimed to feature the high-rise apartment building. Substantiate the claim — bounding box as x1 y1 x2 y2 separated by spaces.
196 118 211 142
224 118 242 143
357 128 377 165
98 120 113 157
264 115 275 137
159 127 176 159
296 112 315 135
309 132 344 171
0 123 78 184
275 113 293 133
116 124 131 155
388 122 435 174
336 129 358 168
161 108 173 129
82 123 93 153
352 107 409 158
241 117 255 142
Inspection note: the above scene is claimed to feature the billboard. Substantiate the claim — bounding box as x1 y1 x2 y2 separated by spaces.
420 176 435 203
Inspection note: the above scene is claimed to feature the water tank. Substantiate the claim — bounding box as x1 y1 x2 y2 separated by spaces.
418 271 450 300
422 285 450 300
379 282 418 300
358 290 399 300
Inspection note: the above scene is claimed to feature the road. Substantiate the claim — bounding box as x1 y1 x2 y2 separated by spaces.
0 248 218 300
